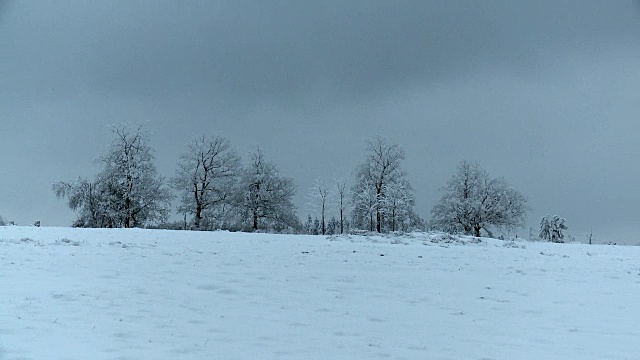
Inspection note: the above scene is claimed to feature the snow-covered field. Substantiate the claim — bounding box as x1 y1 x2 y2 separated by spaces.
1 227 639 359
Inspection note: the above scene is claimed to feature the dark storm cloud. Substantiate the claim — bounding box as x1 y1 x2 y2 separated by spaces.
86 0 640 104
6 1 639 105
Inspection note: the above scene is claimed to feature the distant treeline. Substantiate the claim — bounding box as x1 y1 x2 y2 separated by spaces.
53 124 529 237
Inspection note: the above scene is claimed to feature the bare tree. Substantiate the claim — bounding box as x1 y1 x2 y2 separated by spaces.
171 135 241 230
306 180 331 235
431 160 529 237
335 178 348 234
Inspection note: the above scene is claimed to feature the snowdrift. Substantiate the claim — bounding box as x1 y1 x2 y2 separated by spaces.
1 227 639 359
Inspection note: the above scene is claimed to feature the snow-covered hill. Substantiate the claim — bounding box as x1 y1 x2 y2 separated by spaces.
1 227 639 359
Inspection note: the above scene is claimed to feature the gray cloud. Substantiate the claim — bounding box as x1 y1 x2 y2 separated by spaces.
6 1 640 104
2 0 640 242
87 1 640 106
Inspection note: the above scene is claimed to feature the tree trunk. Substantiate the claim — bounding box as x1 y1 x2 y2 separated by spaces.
473 225 481 237
195 204 202 229
253 210 258 231
340 207 344 234
391 208 396 232
376 209 381 233
253 182 260 231
193 185 201 229
321 203 325 235
124 197 131 228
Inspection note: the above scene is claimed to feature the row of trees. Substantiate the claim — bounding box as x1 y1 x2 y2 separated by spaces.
54 124 532 237
172 136 297 232
54 125 297 232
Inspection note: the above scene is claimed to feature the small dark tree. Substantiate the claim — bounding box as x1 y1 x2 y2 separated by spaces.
326 216 338 235
539 215 567 243
304 215 313 234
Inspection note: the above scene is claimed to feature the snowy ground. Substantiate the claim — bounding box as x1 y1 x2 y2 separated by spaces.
1 227 639 359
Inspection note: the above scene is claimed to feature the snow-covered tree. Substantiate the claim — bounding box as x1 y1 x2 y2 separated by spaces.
380 178 416 232
54 124 173 228
171 135 241 230
351 180 378 232
306 179 331 235
304 215 314 234
236 148 298 232
326 216 338 235
539 215 567 243
98 124 173 228
431 160 529 237
53 177 109 227
351 137 414 233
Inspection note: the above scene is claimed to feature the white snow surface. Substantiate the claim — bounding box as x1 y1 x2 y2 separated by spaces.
1 227 639 359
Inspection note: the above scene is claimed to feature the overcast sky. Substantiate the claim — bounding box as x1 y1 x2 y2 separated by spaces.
2 0 640 243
